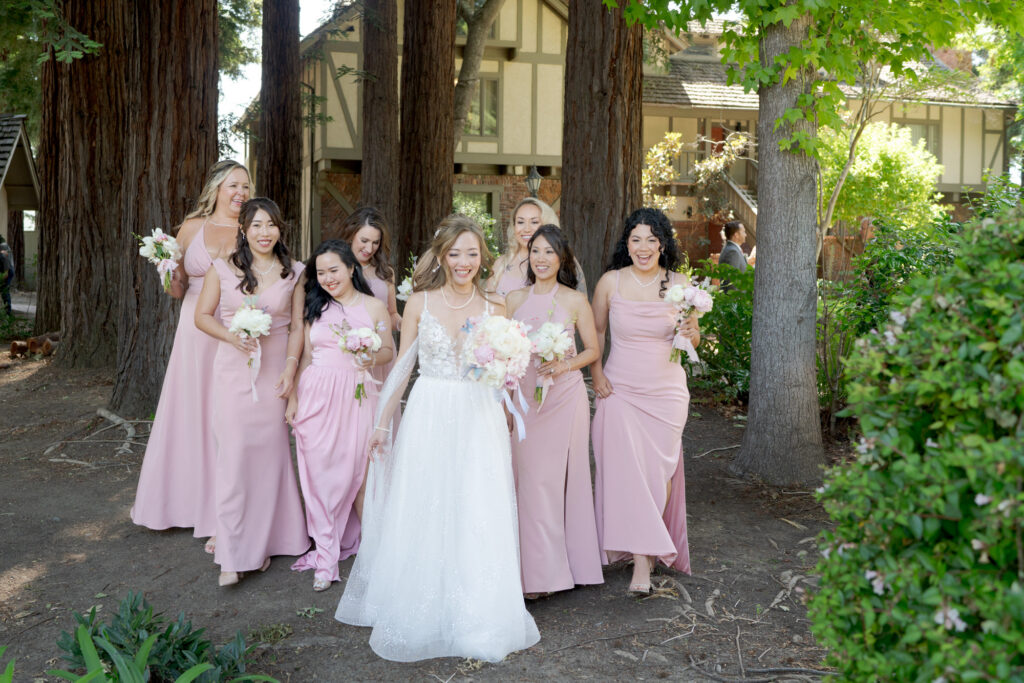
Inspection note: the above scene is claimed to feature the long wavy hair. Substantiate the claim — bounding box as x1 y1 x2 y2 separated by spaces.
183 159 251 221
525 225 579 290
303 239 373 324
496 197 560 271
230 197 294 295
337 206 395 281
412 215 493 294
607 207 680 297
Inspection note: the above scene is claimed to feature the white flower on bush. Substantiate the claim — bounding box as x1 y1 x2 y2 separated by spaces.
933 606 967 632
997 499 1014 516
974 493 992 506
890 310 907 326
864 570 886 596
883 329 898 347
925 438 939 448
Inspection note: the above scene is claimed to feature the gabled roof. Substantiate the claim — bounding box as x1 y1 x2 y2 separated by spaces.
0 115 40 211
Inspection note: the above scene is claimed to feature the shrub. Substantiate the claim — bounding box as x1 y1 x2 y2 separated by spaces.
55 592 264 682
684 261 754 402
809 209 1024 681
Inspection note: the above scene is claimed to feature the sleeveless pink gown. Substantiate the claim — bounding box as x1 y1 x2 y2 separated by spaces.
210 259 310 572
131 221 218 537
511 286 603 593
366 276 396 385
591 270 691 573
290 299 377 583
494 267 528 297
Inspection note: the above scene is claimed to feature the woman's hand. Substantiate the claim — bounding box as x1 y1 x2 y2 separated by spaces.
592 371 614 399
538 358 571 380
275 366 296 398
680 314 700 347
230 333 259 355
285 396 297 426
368 430 388 460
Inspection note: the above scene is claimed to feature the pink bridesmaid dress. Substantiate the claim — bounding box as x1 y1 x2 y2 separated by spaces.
512 285 603 593
290 298 377 583
494 266 528 297
365 277 396 386
131 220 218 537
591 270 691 573
210 259 310 572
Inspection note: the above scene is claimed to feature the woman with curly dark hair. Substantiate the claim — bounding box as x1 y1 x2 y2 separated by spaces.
589 207 700 595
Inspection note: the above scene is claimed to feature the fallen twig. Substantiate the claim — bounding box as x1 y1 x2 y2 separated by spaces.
97 408 137 455
694 445 741 459
547 626 667 654
746 667 831 676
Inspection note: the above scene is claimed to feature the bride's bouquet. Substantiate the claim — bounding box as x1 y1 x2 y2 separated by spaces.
136 228 182 292
332 320 385 404
529 321 574 408
666 281 714 364
462 315 533 438
228 296 273 402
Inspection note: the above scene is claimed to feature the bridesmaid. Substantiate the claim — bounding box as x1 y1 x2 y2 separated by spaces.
590 208 700 595
505 225 603 598
195 197 310 586
131 160 251 551
286 240 393 592
486 198 587 296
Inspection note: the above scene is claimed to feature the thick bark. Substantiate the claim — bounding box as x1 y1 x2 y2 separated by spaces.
7 211 24 285
110 0 218 416
397 1 456 269
561 3 643 291
34 55 61 334
731 13 825 486
452 0 506 150
258 0 302 254
360 0 399 228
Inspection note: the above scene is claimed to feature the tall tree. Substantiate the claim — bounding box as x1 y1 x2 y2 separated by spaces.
34 54 60 335
610 0 1024 485
257 0 302 253
396 1 456 268
561 2 643 290
359 0 399 228
452 0 506 149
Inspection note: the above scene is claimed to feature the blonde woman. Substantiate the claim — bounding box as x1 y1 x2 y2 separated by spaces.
336 215 540 663
486 197 588 295
131 160 252 553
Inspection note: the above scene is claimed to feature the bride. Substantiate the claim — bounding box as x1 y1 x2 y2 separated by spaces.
335 215 540 662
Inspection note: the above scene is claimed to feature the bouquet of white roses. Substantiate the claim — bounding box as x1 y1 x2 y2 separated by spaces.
332 319 385 404
136 228 183 292
529 321 574 407
228 296 273 402
665 281 714 364
462 314 533 438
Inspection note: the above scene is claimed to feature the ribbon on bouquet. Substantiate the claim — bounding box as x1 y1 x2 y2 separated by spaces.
502 385 530 442
671 333 700 364
534 364 554 411
353 355 384 405
247 340 263 403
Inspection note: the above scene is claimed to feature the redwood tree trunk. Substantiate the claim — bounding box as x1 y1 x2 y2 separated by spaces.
397 1 456 269
110 0 218 415
34 55 61 334
561 2 643 291
7 211 24 286
258 0 302 255
360 0 399 230
731 14 825 485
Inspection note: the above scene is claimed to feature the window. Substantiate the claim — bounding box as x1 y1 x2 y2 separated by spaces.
464 79 498 138
898 121 940 158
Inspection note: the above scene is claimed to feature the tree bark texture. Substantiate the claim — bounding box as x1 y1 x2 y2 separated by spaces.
397 0 456 269
732 13 826 486
258 0 302 255
561 2 643 291
110 0 218 415
452 0 506 150
360 0 399 231
7 211 24 285
34 54 61 334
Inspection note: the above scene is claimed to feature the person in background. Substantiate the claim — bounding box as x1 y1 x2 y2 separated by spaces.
0 239 14 315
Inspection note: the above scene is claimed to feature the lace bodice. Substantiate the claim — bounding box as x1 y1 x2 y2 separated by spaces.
417 310 463 380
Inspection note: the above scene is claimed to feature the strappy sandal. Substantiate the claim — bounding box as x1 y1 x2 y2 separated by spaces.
204 537 216 554
217 557 271 587
313 577 332 592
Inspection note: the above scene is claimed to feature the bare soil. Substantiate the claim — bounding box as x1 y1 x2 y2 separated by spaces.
1 357 834 682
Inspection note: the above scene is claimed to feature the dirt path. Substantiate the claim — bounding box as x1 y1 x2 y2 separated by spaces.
0 358 830 681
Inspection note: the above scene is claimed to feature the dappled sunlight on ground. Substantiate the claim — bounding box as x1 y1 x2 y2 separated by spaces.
0 561 46 604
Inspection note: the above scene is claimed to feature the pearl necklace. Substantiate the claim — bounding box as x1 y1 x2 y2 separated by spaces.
441 286 476 310
629 266 662 288
207 218 237 228
253 259 277 277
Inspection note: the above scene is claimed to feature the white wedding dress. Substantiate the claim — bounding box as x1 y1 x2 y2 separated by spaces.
336 293 540 662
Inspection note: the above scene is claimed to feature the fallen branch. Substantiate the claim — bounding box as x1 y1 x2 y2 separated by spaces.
694 445 741 459
746 667 831 676
735 625 746 678
97 408 137 455
547 626 668 654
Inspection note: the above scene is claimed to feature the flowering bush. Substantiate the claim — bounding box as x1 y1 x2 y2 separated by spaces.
809 209 1024 681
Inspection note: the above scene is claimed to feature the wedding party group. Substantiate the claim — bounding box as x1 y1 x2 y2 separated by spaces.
130 158 705 663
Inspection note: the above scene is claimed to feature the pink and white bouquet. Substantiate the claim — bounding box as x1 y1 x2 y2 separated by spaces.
529 321 574 407
228 296 273 402
136 228 182 292
666 281 714 364
462 315 533 438
332 319 385 404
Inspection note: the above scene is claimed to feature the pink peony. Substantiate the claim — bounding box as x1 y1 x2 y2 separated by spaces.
346 336 363 352
474 344 496 365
